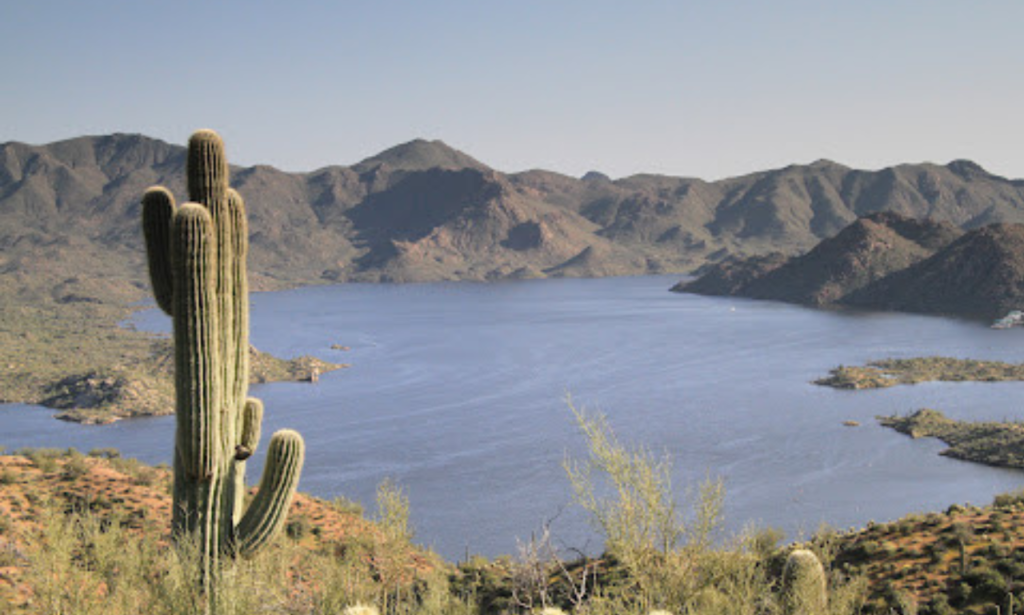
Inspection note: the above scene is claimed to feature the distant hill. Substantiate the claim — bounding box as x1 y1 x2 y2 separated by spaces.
675 252 790 296
351 138 489 174
675 212 1024 319
844 223 1024 318
4 133 1024 292
678 212 963 305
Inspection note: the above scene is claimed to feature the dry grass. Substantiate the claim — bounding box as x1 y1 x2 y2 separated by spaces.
6 435 1024 613
0 451 448 614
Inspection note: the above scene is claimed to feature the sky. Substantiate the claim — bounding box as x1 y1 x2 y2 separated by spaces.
3 1 1024 181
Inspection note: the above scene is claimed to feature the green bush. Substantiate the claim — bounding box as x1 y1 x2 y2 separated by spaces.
331 495 366 517
285 515 312 540
562 400 864 615
87 448 121 459
966 565 1008 602
747 526 785 560
61 455 91 480
18 447 64 473
924 593 955 615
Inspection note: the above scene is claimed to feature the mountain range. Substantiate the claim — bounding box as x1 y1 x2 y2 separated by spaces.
675 211 1024 319
4 133 1024 296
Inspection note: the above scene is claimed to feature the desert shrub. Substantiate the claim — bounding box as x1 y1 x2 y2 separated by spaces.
452 555 515 614
87 447 121 459
984 542 1011 559
895 519 916 536
562 401 864 615
993 490 1024 509
892 589 919 615
1000 560 1024 578
809 523 843 568
924 593 955 615
286 514 312 540
966 565 1008 602
854 539 881 558
564 402 708 610
370 478 422 613
18 447 64 473
926 543 946 564
746 525 785 560
332 494 366 517
61 454 91 480
941 533 961 549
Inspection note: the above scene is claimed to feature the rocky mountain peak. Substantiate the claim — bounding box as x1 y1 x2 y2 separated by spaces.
353 138 489 174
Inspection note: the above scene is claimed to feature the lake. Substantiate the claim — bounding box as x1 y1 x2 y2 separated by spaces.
3 275 1024 561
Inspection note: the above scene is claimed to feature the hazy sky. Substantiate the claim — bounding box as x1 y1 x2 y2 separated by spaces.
3 1 1023 180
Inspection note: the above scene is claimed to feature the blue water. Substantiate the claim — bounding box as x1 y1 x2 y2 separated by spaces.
3 275 1024 561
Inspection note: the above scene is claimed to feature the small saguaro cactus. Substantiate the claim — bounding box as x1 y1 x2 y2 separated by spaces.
781 548 828 615
141 130 305 574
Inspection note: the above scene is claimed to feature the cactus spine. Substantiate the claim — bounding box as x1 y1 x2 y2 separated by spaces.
141 130 304 575
781 548 828 615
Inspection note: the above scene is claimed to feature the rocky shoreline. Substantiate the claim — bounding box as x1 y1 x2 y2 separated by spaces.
879 408 1024 470
39 343 347 425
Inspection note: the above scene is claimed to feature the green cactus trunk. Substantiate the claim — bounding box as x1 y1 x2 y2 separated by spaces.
141 130 305 581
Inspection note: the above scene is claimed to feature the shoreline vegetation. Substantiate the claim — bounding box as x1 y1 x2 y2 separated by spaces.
814 356 1024 390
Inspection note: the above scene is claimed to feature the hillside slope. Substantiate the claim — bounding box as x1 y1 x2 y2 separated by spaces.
844 223 1024 318
676 212 963 303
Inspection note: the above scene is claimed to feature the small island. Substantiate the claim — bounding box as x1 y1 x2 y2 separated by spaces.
878 408 1024 470
814 356 1024 389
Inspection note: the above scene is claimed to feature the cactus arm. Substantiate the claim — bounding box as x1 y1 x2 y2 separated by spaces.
141 186 176 315
171 203 221 481
224 396 263 530
235 429 305 558
236 397 263 460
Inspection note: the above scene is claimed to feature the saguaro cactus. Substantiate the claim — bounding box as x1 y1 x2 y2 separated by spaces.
781 548 828 615
141 130 304 574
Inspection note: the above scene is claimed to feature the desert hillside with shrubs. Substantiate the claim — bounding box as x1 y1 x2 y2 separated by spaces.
5 445 1024 614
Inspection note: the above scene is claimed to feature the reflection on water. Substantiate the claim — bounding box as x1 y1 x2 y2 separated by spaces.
2 275 1023 560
